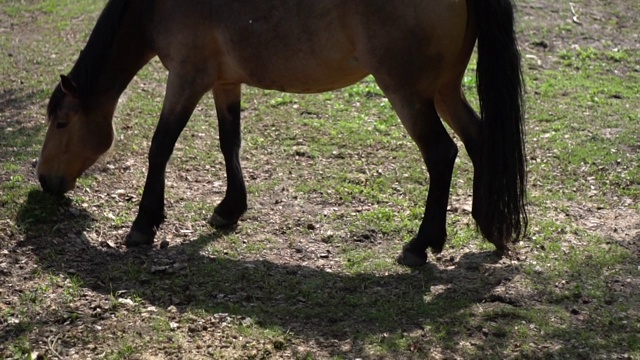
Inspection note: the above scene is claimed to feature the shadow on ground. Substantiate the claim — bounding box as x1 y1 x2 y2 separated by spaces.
10 190 639 359
4 190 521 354
0 87 47 169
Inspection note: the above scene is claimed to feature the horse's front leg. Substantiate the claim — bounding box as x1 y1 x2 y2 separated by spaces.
208 84 247 228
125 72 211 246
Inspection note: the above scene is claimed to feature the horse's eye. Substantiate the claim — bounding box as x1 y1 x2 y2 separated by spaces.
56 122 69 129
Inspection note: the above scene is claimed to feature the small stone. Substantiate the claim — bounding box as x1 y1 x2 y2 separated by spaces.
151 265 170 273
306 223 316 231
118 298 134 306
99 240 116 249
273 339 286 350
188 325 200 333
321 233 334 243
570 308 581 315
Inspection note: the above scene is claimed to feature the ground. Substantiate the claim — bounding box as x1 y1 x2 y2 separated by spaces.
1 0 639 359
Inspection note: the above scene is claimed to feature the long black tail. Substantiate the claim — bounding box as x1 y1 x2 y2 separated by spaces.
473 0 528 246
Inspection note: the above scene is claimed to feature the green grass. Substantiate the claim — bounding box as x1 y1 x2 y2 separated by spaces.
1 0 639 359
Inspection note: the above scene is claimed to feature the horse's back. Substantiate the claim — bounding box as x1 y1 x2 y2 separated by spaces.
150 0 473 93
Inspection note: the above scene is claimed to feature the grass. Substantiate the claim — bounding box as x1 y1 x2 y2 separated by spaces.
1 0 639 359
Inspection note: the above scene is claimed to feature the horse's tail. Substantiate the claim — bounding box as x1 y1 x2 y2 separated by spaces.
473 0 528 248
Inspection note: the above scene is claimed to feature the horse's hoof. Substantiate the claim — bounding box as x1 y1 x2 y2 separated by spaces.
396 247 428 267
125 229 155 247
493 244 511 258
207 213 238 229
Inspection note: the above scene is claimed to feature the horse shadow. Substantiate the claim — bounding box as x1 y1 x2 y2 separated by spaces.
0 87 48 178
0 88 44 119
9 190 520 356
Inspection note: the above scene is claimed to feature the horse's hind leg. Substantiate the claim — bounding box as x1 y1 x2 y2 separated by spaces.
208 84 248 228
382 91 458 267
435 88 508 254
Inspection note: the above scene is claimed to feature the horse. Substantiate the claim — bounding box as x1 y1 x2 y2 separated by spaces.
37 0 527 267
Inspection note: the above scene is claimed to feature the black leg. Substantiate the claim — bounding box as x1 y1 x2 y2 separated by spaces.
125 116 186 245
378 91 457 267
208 85 247 228
435 91 509 252
400 102 457 267
126 72 211 246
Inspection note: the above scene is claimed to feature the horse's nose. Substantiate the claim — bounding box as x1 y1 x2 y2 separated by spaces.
39 174 52 192
39 174 67 194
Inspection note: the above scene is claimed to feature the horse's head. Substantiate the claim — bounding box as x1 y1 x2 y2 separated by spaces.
37 75 114 194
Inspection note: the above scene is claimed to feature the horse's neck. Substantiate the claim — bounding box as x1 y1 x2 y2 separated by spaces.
70 0 154 108
94 39 153 104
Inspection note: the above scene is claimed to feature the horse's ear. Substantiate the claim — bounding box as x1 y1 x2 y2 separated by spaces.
59 75 79 98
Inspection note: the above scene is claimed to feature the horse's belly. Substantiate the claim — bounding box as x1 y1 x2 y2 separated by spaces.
238 58 369 94
218 40 369 93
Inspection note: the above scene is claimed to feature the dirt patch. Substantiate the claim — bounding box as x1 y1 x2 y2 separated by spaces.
519 1 640 51
564 200 639 244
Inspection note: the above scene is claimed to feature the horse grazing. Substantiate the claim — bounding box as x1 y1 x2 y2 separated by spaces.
37 0 527 267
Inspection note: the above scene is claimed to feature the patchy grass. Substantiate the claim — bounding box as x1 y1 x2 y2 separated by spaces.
1 0 639 359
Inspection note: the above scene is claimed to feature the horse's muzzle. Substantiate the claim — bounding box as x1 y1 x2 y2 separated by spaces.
39 174 72 194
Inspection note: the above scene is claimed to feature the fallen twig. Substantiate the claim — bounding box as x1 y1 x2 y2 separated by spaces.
47 335 63 360
569 3 583 25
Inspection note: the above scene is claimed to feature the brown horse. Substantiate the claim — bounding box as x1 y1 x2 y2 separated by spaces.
37 0 527 267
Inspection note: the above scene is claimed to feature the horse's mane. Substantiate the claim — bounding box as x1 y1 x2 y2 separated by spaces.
71 0 131 92
47 0 132 119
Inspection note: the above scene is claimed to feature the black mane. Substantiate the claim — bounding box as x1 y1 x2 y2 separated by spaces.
47 0 131 119
68 0 130 96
